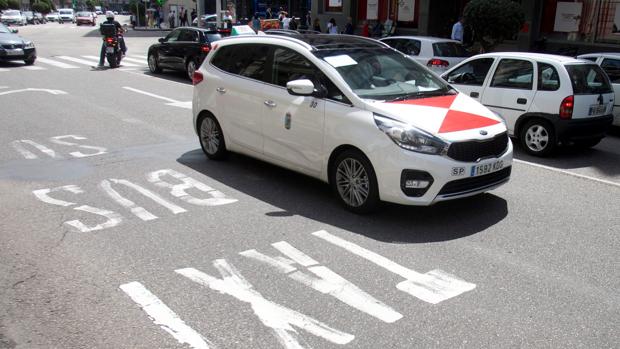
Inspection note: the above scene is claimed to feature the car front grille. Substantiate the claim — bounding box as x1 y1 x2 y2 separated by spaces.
447 132 509 162
438 167 511 197
2 44 23 49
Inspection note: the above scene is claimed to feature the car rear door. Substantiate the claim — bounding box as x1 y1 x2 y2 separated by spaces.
158 29 181 67
169 29 196 69
443 57 495 101
564 63 615 119
599 57 620 121
481 58 537 133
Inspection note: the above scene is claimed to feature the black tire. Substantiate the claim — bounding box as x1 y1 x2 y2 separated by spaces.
574 138 602 149
24 58 35 65
148 53 162 73
329 149 380 214
198 115 227 160
186 58 198 81
520 119 557 157
107 52 118 68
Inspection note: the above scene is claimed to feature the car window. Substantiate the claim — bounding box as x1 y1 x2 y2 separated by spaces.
580 56 597 62
600 58 620 83
271 47 318 87
490 59 533 90
178 29 199 42
383 39 420 56
537 62 560 91
432 42 469 57
565 64 613 94
164 29 181 42
203 33 221 43
445 58 494 86
211 44 270 83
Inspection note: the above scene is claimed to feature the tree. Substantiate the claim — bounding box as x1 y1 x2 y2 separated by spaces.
0 0 8 10
464 0 525 52
85 0 96 11
7 0 20 9
32 1 51 13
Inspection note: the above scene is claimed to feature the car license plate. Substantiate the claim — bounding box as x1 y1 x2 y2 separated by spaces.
471 160 503 177
589 104 606 116
106 47 115 53
6 49 23 56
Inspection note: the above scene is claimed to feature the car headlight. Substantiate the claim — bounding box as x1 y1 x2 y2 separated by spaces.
374 114 448 155
24 41 35 49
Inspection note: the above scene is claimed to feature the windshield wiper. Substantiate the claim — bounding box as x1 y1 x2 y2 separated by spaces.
388 88 456 102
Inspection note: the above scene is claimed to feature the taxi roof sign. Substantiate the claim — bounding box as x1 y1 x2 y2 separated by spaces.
231 25 256 36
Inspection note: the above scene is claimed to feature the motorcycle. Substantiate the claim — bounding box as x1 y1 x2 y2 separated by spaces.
103 34 123 68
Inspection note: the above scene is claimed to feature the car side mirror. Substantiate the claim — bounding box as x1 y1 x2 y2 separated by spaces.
158 38 165 43
11 28 18 33
286 79 316 96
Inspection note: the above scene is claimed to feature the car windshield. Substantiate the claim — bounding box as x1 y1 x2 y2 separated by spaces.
59 10 72 15
4 10 20 16
315 47 450 100
23 11 33 15
77 12 91 16
565 64 613 95
432 42 469 57
0 24 9 33
205 33 221 42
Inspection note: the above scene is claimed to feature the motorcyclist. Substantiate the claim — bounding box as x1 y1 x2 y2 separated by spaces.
97 11 126 68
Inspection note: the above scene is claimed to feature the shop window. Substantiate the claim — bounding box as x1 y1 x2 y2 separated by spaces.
325 0 343 12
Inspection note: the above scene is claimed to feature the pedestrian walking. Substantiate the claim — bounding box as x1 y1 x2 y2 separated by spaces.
252 12 261 32
304 11 311 29
451 16 464 43
154 8 160 28
313 18 321 32
265 7 272 19
327 18 338 34
191 9 196 25
344 17 354 35
361 20 370 37
289 17 298 30
169 10 175 29
281 12 291 29
183 9 188 26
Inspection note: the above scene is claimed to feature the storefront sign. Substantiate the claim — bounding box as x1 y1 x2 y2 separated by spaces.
397 0 415 22
553 2 582 32
329 0 342 7
367 0 378 20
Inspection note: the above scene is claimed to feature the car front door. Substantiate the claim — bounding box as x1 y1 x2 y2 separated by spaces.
443 57 495 100
158 29 181 67
481 58 537 133
600 57 620 121
172 29 200 70
260 46 326 175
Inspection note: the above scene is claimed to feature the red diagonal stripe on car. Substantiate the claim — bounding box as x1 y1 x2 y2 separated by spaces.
389 94 457 108
439 110 500 133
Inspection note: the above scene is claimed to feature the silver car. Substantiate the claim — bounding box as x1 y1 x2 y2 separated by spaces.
380 36 470 73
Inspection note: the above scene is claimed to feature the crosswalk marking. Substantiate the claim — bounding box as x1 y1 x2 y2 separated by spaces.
37 57 79 69
0 68 9 72
122 57 145 64
83 55 140 67
57 55 100 66
22 65 46 70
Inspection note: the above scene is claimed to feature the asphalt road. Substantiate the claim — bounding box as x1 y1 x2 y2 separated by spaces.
1 22 619 349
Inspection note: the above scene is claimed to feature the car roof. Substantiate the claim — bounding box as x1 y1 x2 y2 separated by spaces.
258 32 389 51
473 52 587 64
175 26 220 33
577 52 620 58
381 35 461 44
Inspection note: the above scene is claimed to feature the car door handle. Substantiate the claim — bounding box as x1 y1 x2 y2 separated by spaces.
216 87 226 94
470 92 479 98
517 98 527 105
264 100 277 108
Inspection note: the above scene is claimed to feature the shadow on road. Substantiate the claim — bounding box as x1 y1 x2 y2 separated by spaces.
177 149 508 244
82 27 169 38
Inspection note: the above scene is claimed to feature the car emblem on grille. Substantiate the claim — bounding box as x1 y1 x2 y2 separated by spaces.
597 94 604 105
479 130 488 135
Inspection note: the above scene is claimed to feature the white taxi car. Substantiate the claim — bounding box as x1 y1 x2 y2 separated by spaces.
192 34 512 212
577 52 620 127
442 53 614 156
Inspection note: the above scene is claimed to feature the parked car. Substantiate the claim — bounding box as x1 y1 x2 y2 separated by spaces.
192 34 513 212
58 8 75 23
76 11 96 26
577 52 620 127
1 10 27 26
22 11 36 25
0 23 36 65
380 36 470 73
45 12 60 22
148 27 222 80
442 52 614 156
34 12 46 24
193 14 217 29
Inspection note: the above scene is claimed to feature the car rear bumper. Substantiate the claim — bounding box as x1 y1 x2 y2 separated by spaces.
555 114 613 141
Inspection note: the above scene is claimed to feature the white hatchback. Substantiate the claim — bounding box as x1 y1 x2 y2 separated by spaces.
380 36 470 73
442 52 614 156
192 34 512 212
577 52 620 127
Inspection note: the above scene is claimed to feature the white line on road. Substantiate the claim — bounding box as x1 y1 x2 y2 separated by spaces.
119 281 213 349
21 65 46 70
122 57 146 64
36 57 79 69
56 55 99 66
123 87 192 109
514 159 620 188
83 55 140 67
120 69 193 88
0 88 67 96
0 68 9 72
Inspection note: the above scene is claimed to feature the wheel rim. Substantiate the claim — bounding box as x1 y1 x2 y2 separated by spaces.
200 118 220 155
335 158 370 207
525 124 549 152
187 61 196 80
148 55 157 72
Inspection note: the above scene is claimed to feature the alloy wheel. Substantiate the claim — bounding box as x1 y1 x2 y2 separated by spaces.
200 117 220 155
335 158 370 207
187 61 196 81
525 124 549 152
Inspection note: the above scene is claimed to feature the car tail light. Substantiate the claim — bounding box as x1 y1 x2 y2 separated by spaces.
427 58 449 68
201 45 210 53
192 71 204 85
559 95 573 120
105 37 114 44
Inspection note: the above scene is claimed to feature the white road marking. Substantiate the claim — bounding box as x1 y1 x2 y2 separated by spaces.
0 68 9 72
66 205 123 232
147 169 238 206
514 158 620 188
128 54 147 60
120 282 213 349
49 135 107 158
21 65 46 70
33 185 83 207
177 261 355 349
241 241 403 323
119 69 193 88
122 57 146 64
56 55 100 66
312 230 476 304
122 86 192 109
0 88 67 96
37 57 79 69
11 140 59 159
82 55 139 67
100 179 187 221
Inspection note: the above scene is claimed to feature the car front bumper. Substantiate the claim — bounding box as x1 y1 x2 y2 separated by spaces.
0 47 36 61
369 138 513 206
555 114 613 142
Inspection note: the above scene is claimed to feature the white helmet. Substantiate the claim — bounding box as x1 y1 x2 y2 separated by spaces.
105 11 114 19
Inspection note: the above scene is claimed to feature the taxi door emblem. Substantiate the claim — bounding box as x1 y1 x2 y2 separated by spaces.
284 112 291 129
479 130 488 135
309 99 318 108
